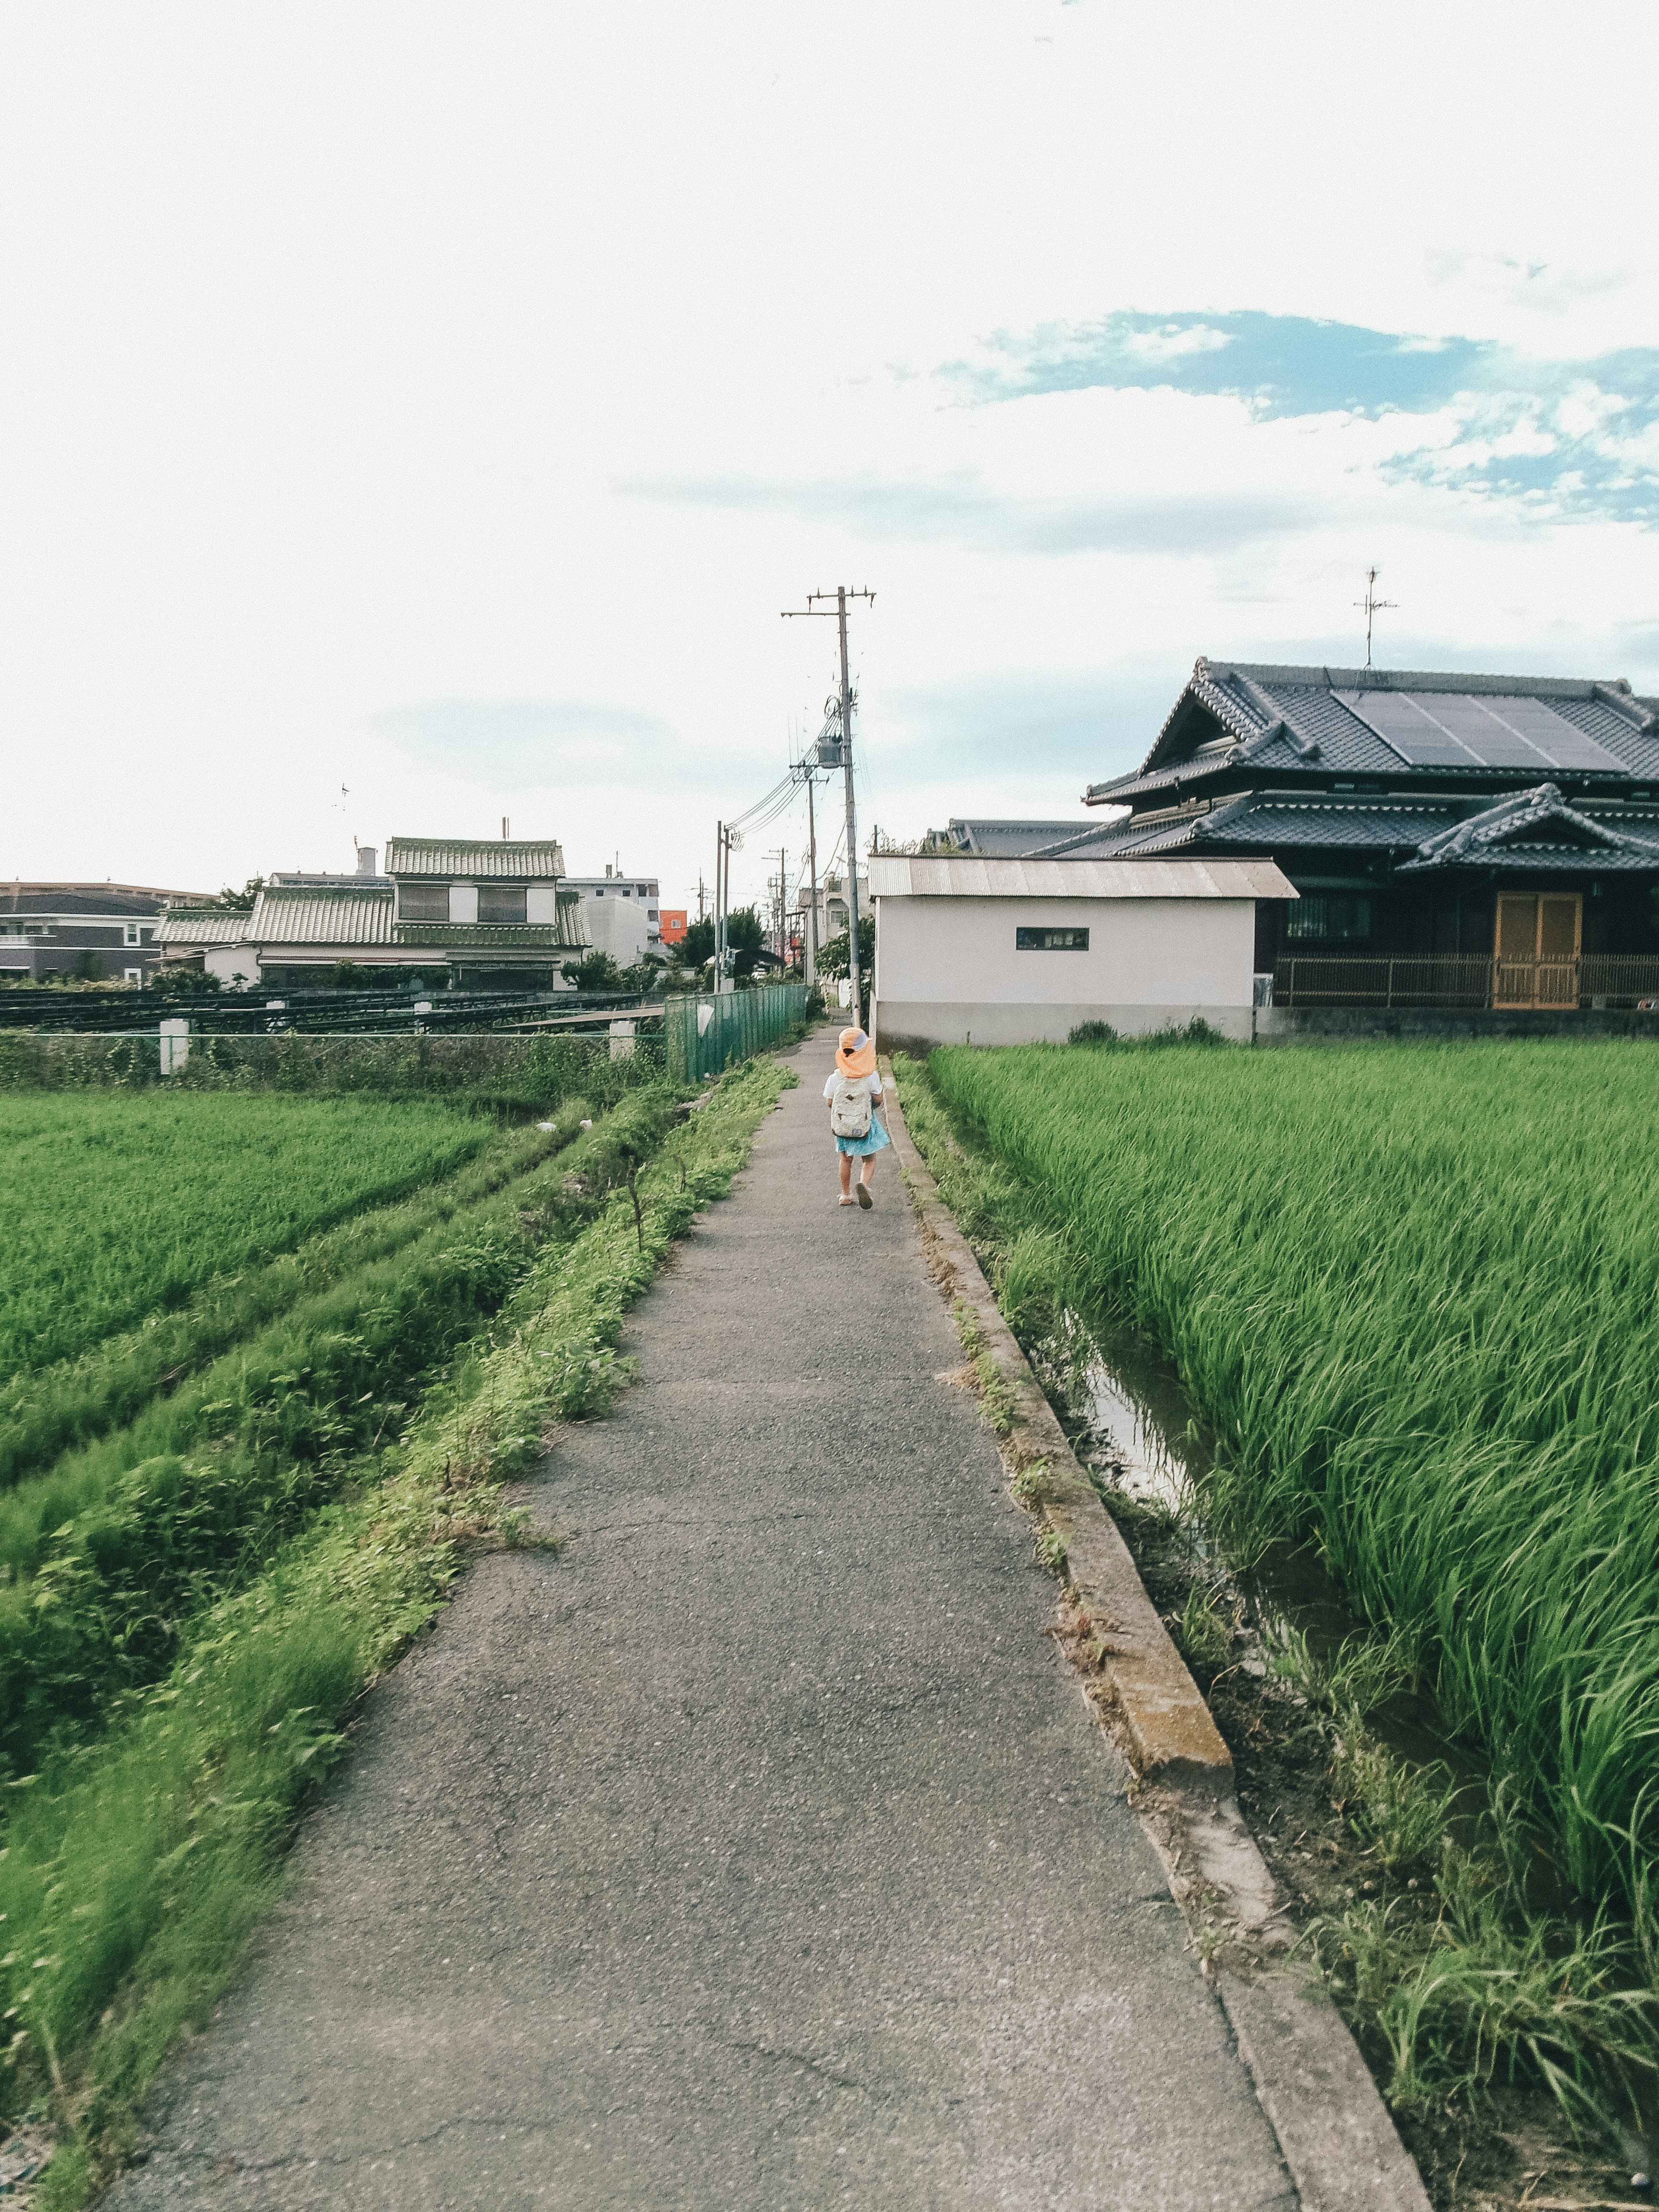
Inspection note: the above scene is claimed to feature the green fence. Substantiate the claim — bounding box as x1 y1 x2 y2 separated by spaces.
665 983 810 1088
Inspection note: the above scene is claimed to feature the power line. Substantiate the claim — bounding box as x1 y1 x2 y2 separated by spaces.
782 587 875 1026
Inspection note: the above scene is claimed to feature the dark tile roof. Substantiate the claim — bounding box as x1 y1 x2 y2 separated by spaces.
1087 660 1659 802
1060 785 1659 875
0 891 169 918
1400 783 1659 873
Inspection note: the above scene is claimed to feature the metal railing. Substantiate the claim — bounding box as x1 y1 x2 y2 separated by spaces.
1273 955 1659 1011
665 984 809 1087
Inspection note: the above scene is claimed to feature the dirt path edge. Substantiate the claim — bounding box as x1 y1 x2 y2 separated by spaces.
880 1061 1433 2212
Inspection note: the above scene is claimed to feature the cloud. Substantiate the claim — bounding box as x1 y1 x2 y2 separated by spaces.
371 698 683 787
620 470 1317 558
940 309 1659 527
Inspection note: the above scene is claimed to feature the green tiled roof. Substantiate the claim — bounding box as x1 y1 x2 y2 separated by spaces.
385 838 566 880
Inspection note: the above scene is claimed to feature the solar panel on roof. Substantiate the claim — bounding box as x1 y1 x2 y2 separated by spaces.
1332 690 1472 765
1335 689 1625 772
1473 695 1623 771
1424 695 1552 769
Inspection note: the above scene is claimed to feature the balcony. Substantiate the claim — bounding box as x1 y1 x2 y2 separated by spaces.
1271 955 1659 1011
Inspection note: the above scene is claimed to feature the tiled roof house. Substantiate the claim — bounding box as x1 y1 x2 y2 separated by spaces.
1048 661 1659 1005
157 839 588 990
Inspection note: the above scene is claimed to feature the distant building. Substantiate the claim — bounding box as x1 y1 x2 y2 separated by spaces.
795 872 868 947
156 839 588 990
658 909 687 947
557 865 663 968
0 882 209 985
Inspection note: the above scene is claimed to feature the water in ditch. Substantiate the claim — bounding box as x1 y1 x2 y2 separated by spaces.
1029 1303 1484 1796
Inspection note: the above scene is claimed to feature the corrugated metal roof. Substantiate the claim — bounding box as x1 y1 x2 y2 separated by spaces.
251 888 396 947
384 838 566 879
155 912 253 944
868 856 1294 900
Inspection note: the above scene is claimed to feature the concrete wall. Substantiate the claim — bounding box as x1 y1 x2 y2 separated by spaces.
871 893 1257 1049
875 1001 1254 1049
583 897 652 967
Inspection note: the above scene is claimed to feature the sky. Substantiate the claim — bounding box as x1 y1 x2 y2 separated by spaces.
4 3 1658 917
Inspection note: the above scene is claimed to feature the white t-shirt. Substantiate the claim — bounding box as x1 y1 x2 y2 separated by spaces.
823 1071 884 1103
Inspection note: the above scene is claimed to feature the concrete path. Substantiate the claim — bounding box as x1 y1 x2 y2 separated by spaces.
110 1033 1294 2212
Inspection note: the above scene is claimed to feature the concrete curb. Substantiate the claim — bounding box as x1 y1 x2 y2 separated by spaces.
880 1062 1433 2212
880 1071 1228 1784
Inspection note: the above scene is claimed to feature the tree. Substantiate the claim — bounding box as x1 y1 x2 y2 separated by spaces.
197 877 266 914
680 916 715 969
725 906 764 979
673 907 764 982
818 915 874 1013
560 949 626 992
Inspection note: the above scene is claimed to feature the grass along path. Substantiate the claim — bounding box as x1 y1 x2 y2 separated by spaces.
9 1053 794 2209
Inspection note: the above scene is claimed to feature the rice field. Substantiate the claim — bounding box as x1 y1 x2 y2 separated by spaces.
925 1038 1659 1910
0 1093 497 1381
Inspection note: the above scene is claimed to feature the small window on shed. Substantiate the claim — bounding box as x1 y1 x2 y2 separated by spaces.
1015 926 1090 951
478 886 527 923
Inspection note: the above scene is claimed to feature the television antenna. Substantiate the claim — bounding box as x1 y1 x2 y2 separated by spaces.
1354 568 1397 670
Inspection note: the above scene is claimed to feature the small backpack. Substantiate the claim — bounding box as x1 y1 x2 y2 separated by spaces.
830 1076 873 1138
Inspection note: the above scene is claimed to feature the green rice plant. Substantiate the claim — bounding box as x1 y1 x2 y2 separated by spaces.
0 1116 584 1487
0 1096 675 1778
1 1055 795 2203
922 1039 1659 1916
0 1094 498 1383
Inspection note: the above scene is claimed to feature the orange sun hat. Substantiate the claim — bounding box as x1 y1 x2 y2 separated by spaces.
836 1027 877 1079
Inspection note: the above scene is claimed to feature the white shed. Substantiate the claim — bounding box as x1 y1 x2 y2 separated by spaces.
868 854 1296 1049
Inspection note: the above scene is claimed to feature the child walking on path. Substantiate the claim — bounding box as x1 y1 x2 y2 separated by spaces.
824 1026 891 1209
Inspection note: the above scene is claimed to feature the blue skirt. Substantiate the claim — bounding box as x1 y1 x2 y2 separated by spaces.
836 1114 892 1159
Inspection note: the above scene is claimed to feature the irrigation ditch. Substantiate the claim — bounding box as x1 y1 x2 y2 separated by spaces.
892 1048 1659 2212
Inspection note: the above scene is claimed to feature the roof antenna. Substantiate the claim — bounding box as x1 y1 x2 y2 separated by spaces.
1354 567 1397 671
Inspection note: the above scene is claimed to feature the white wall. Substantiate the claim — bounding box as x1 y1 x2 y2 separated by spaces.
874 895 1256 1008
583 897 652 966
448 883 480 924
525 886 558 925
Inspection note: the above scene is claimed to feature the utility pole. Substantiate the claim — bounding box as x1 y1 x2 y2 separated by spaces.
714 823 725 993
769 848 787 963
696 873 706 924
713 822 741 992
802 769 818 989
782 585 874 1026
1354 567 1398 671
